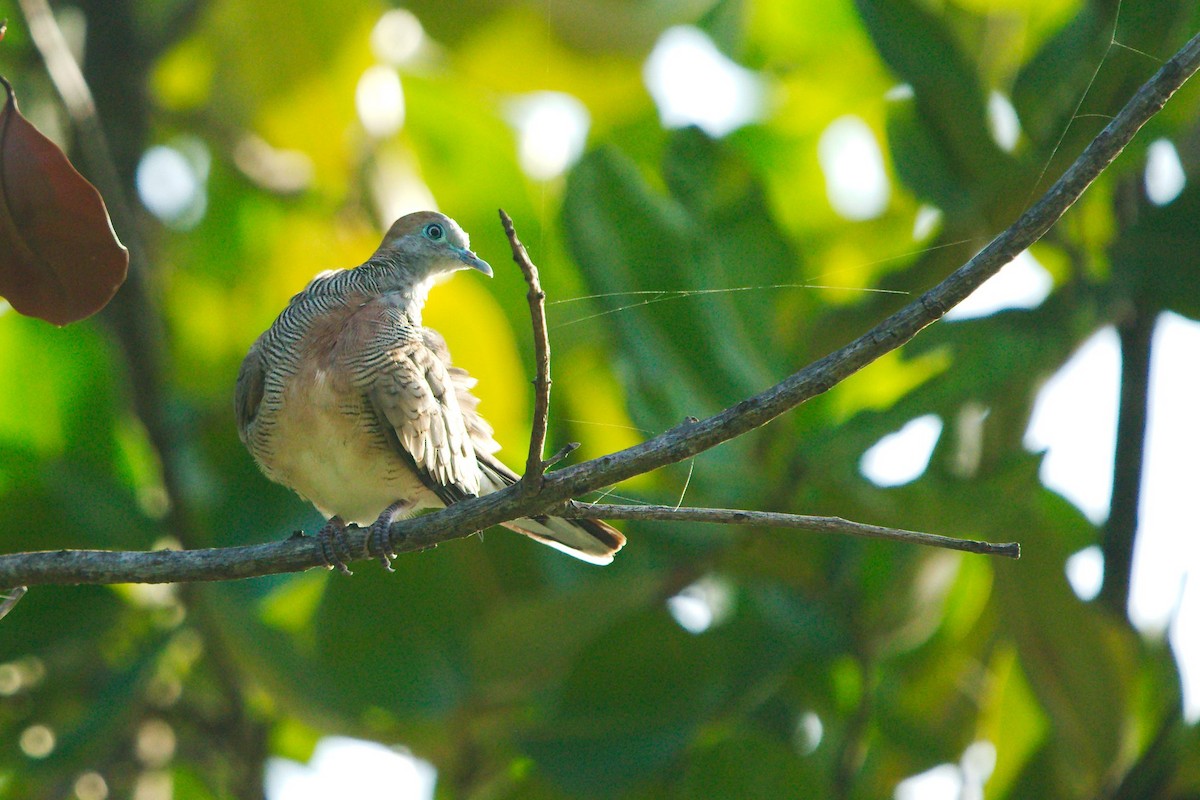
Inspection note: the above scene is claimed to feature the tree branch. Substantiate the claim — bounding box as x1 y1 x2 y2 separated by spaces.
0 520 486 585
2 29 1199 587
563 503 1021 559
499 208 553 494
1100 306 1154 617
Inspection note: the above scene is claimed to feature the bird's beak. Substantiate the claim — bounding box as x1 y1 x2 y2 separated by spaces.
458 248 492 277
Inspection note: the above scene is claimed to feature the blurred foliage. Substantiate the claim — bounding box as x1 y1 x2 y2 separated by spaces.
2 0 1199 798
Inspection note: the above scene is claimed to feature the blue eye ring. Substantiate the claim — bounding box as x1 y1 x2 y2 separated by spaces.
424 223 445 241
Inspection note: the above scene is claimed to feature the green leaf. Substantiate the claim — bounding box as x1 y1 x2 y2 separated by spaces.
992 488 1137 794
564 143 801 504
1111 177 1200 320
680 729 820 798
470 572 666 696
1013 0 1193 174
662 128 802 374
885 91 972 214
855 0 1009 209
1011 2 1117 149
522 609 727 795
564 146 767 418
976 645 1050 799
205 548 482 727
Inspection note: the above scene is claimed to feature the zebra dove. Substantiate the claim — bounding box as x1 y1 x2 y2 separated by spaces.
235 211 625 569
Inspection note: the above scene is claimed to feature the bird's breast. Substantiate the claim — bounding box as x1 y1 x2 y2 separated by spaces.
267 364 432 523
250 299 433 524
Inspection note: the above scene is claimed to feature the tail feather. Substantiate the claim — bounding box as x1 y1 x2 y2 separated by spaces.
477 454 625 565
502 516 626 565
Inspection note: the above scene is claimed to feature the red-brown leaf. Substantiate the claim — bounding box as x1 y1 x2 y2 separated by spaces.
0 76 128 325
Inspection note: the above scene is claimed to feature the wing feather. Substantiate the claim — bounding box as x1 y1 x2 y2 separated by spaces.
343 300 481 504
234 335 266 446
422 329 500 456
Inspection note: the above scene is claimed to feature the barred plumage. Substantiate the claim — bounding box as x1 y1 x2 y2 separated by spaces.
235 211 625 566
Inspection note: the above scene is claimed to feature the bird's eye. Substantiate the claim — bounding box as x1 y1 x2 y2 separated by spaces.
424 223 445 241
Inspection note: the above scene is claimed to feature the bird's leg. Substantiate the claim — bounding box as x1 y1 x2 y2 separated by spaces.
316 516 354 575
367 500 410 571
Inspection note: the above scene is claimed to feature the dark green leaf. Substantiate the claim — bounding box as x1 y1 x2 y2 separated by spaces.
855 0 1009 210
522 609 726 795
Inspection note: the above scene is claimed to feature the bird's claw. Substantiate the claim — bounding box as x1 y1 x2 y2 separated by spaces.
369 522 395 572
368 501 407 572
316 517 353 575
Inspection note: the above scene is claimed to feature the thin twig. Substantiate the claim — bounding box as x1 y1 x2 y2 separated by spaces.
0 586 26 620
544 441 581 469
500 208 552 494
565 503 1021 559
1 30 1199 586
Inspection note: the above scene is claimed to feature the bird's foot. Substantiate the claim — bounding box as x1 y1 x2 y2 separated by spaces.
316 516 353 575
367 501 408 572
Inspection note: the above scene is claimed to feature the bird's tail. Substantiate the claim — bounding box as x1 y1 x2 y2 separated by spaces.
501 515 625 565
477 455 625 565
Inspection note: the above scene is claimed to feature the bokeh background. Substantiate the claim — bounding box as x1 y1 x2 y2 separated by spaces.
2 0 1200 797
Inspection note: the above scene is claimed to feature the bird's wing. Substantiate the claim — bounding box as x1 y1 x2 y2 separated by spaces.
421 328 500 456
345 299 481 505
234 334 266 446
418 330 626 563
394 317 625 563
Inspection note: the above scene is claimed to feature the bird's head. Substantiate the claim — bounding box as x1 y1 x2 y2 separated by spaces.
372 211 493 280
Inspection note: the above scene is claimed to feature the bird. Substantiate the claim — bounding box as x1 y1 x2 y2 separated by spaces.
235 211 625 571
